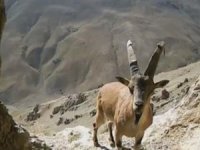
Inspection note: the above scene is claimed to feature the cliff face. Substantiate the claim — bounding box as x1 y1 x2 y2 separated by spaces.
0 1 30 149
1 0 200 106
0 101 31 150
1 2 49 149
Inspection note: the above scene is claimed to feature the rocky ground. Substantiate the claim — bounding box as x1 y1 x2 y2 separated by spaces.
5 61 199 150
27 72 200 150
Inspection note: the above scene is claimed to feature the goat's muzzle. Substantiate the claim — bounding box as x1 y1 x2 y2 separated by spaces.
135 101 144 109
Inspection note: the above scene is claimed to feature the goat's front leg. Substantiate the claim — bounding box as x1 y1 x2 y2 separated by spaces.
134 131 144 149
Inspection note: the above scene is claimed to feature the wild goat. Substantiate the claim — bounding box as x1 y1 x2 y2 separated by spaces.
93 40 169 149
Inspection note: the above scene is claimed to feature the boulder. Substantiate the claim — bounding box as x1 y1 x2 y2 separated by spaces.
161 89 170 99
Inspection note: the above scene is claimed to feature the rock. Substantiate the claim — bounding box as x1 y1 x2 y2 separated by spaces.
177 82 183 88
74 114 82 119
191 93 198 99
76 93 87 104
185 86 190 94
181 86 190 94
26 112 41 121
184 78 189 83
26 104 41 121
90 109 96 117
57 117 63 126
64 118 74 125
31 136 51 150
53 93 87 115
64 119 70 125
52 106 63 115
60 107 65 115
161 89 170 99
97 83 104 88
33 104 40 113
0 101 31 149
50 115 53 118
177 78 189 88
68 105 78 111
194 85 200 91
152 96 161 102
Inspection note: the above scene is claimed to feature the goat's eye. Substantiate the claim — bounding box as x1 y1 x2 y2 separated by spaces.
129 88 134 94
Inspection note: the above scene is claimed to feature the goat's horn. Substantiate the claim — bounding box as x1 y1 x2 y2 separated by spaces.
127 40 140 76
144 41 165 79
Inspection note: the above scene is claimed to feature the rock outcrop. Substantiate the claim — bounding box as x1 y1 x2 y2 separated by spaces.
0 2 49 149
26 104 41 121
0 101 31 150
143 75 200 150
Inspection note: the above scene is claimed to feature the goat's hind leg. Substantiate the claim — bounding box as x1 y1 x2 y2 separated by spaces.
115 127 123 150
108 121 115 147
93 107 104 147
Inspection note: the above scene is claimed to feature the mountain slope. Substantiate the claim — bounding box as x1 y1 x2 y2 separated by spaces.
1 0 200 106
10 61 200 150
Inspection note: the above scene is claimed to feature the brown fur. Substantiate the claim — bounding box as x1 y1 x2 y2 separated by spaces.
93 82 153 149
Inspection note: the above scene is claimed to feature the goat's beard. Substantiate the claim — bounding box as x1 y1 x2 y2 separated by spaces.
133 104 143 114
134 108 143 124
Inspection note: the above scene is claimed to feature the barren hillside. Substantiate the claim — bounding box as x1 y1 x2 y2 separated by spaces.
1 0 200 107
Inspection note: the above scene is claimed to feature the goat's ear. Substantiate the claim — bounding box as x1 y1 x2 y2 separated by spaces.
116 76 130 86
154 80 169 88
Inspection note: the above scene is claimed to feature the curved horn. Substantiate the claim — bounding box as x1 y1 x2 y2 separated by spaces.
144 41 165 79
127 40 140 76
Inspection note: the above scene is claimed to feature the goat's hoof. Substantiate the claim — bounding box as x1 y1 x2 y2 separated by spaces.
109 138 115 147
116 146 123 150
94 141 100 147
110 142 115 147
134 145 144 150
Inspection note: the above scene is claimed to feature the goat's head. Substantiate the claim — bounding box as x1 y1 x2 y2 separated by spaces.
116 40 169 113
